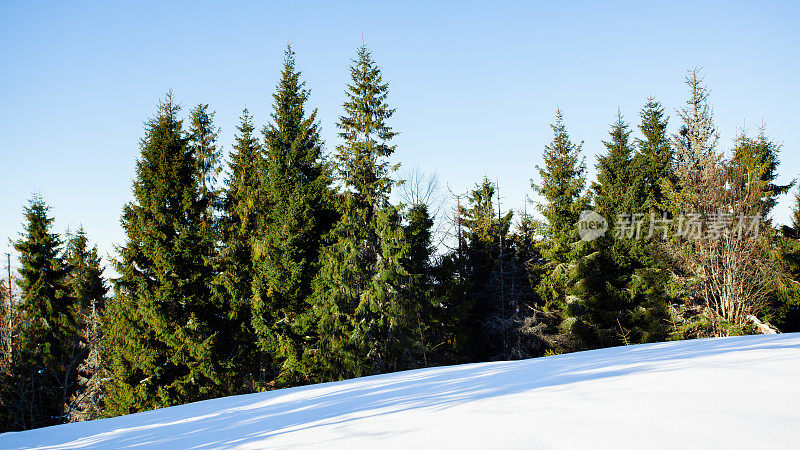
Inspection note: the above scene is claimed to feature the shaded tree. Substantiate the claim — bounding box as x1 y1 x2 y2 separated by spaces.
215 109 265 392
105 93 223 416
63 228 107 422
9 197 73 429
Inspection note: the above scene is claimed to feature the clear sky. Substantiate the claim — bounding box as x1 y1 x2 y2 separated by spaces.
1 1 798 270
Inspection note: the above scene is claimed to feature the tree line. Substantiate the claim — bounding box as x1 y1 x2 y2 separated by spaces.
2 45 799 431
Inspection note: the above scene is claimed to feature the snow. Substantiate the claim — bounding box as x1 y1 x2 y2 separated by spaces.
3 333 799 449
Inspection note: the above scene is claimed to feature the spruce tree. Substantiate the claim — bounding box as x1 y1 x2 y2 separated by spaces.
309 44 414 380
455 178 514 360
513 204 539 269
369 205 419 371
569 114 635 347
63 228 107 421
12 196 73 429
441 179 542 361
532 109 589 264
507 208 547 358
592 111 634 219
773 188 800 332
632 98 673 213
793 187 800 231
735 128 797 332
106 93 222 416
731 127 794 222
662 72 782 336
567 114 668 348
402 204 439 367
251 45 334 385
531 110 589 314
188 103 222 230
671 70 718 181
215 109 264 392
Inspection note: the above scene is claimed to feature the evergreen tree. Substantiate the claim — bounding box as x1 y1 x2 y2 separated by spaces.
532 109 589 264
531 110 589 315
309 44 415 380
568 114 636 347
457 178 514 360
440 178 542 362
505 208 547 359
740 130 798 332
773 189 800 332
215 109 264 392
63 228 107 422
0 254 19 431
731 126 794 222
793 187 800 231
188 103 222 230
12 196 73 429
567 113 669 348
402 204 439 367
592 111 634 219
632 99 673 213
106 93 222 416
513 204 540 274
368 205 422 371
251 46 335 385
334 45 398 211
671 70 718 183
662 72 781 337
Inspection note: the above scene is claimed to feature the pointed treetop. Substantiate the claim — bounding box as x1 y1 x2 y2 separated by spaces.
673 69 718 176
594 110 634 218
336 44 398 208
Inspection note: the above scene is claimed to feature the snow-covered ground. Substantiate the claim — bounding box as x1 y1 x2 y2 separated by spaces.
3 334 799 449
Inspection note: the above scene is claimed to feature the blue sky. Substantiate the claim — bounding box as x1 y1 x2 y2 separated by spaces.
1 1 798 269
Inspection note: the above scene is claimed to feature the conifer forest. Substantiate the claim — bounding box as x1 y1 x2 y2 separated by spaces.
2 43 799 431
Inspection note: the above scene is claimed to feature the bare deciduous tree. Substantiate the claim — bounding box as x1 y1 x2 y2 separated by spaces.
397 166 450 249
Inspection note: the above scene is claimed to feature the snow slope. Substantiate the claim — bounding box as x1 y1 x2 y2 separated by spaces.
2 334 799 449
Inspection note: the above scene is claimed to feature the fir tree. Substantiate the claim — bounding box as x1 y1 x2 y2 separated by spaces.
309 44 413 380
532 109 589 264
441 178 541 362
402 204 439 367
737 129 797 332
773 188 800 332
672 70 718 181
63 228 107 422
592 111 634 219
12 196 73 429
569 114 637 347
335 45 398 211
252 45 335 385
662 72 781 337
568 109 671 348
106 93 222 416
531 110 589 315
459 179 514 359
215 109 264 392
188 103 222 230
368 205 418 371
793 187 800 231
731 126 794 222
632 99 673 213
513 204 539 270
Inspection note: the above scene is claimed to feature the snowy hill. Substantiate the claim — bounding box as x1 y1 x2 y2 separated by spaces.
2 334 799 449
